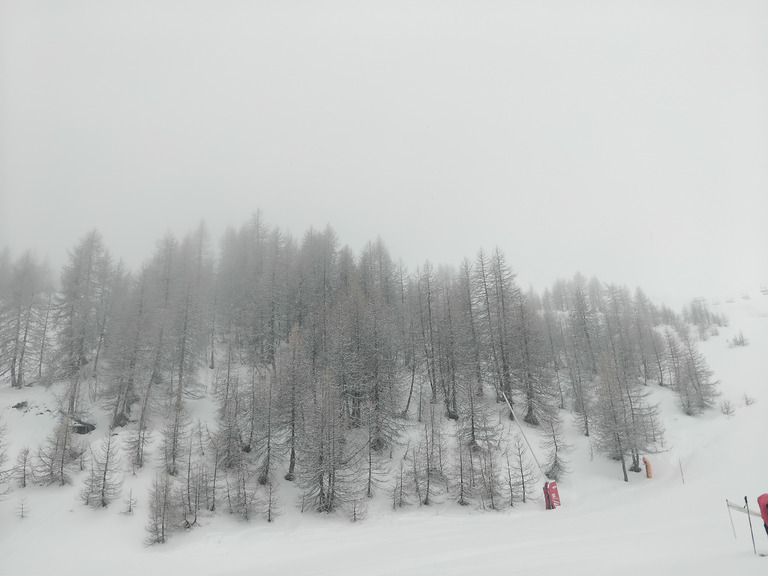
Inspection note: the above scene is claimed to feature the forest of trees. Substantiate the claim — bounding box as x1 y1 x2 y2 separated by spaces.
0 213 725 541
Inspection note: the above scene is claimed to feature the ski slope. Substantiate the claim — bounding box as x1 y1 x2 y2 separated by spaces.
1 292 767 575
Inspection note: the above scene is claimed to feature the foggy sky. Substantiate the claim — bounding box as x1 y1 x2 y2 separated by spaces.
1 0 766 308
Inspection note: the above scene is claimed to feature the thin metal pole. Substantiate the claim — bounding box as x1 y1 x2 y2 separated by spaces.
678 458 685 484
745 496 757 554
726 499 737 539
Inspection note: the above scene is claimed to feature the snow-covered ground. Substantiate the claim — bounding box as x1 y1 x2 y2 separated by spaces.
1 292 767 576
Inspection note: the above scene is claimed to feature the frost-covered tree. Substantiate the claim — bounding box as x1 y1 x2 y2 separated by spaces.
540 412 572 482
222 457 257 521
664 327 719 415
296 371 366 514
568 274 600 377
414 262 441 409
103 267 155 430
146 472 176 544
155 227 214 477
53 230 113 416
450 426 474 507
178 422 215 526
591 352 664 482
505 434 539 505
162 407 191 477
632 288 665 385
410 399 449 506
473 249 515 401
360 401 391 499
13 447 31 489
16 497 29 519
512 287 555 426
676 325 720 414
260 481 280 522
391 452 415 509
470 408 506 510
274 327 311 481
0 251 51 388
81 433 123 508
241 366 278 486
541 290 568 410
34 419 86 486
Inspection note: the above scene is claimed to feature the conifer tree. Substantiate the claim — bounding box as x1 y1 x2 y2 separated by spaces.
13 447 31 488
16 497 29 519
53 230 112 417
591 351 664 481
274 327 311 481
81 433 123 508
34 419 84 486
260 481 280 522
0 251 51 388
296 370 365 514
146 472 176 544
505 434 539 504
676 325 720 414
450 425 474 507
472 407 505 510
540 412 572 481
391 453 414 509
411 399 448 506
512 288 555 426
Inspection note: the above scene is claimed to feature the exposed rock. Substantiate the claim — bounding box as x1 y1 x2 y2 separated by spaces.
71 419 96 434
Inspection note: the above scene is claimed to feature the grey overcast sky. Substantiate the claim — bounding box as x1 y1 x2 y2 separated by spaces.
1 0 766 308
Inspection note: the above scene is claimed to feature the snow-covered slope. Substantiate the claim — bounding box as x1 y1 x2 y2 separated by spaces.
1 293 767 576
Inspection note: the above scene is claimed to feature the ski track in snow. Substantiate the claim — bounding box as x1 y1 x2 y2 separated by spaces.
1 294 767 575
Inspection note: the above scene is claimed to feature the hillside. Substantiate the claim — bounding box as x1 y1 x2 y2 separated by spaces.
0 291 766 575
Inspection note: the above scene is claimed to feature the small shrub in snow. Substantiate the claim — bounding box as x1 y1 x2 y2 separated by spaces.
729 331 749 347
719 399 734 417
16 497 28 519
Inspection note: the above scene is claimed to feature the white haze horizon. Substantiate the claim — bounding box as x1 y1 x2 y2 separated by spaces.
1 0 767 309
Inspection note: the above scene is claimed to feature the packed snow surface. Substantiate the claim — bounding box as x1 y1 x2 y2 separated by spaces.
1 294 767 575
